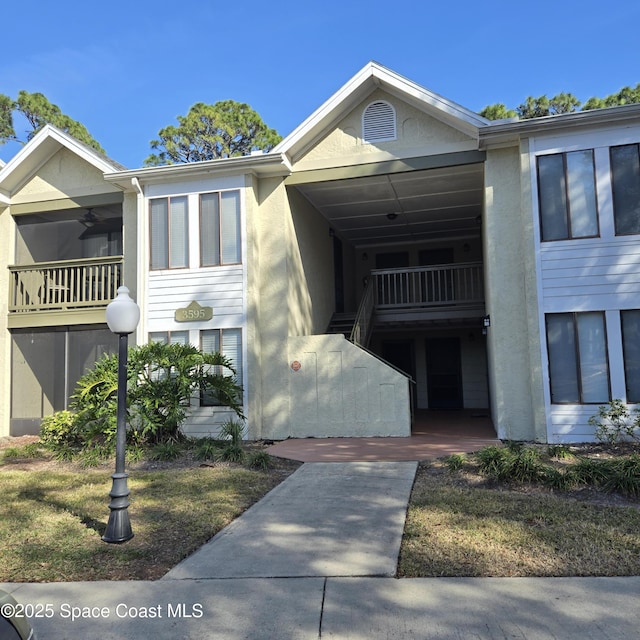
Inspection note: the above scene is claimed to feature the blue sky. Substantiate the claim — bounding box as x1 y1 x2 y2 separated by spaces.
2 0 639 169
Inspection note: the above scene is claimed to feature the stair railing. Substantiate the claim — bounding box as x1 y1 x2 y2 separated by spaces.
349 276 376 347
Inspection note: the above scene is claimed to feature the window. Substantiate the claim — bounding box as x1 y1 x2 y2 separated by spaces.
621 310 640 402
200 190 241 266
546 312 610 403
610 143 640 235
362 101 396 143
200 328 243 406
537 150 599 241
148 331 189 345
150 196 189 269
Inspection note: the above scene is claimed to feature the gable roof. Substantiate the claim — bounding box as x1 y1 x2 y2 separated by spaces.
273 61 490 163
0 124 126 203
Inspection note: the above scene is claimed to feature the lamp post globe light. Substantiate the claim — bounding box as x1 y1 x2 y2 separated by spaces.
102 286 140 544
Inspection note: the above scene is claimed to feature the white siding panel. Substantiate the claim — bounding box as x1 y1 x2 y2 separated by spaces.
148 266 245 325
540 240 640 311
548 406 599 443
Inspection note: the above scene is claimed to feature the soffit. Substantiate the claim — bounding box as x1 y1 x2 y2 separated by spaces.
293 161 484 247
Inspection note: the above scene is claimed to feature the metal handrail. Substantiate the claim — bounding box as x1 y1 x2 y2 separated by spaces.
349 276 376 347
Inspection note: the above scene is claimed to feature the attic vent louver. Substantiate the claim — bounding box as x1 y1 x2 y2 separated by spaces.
362 101 396 143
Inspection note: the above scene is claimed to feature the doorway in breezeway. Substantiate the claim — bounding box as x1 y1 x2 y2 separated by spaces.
425 336 463 409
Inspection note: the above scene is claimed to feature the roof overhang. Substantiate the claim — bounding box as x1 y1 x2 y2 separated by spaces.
104 151 292 189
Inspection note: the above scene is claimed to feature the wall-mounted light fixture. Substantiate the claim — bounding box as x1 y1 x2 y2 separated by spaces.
386 213 398 221
482 315 491 335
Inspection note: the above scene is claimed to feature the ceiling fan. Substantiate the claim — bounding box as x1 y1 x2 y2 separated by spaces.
80 208 103 228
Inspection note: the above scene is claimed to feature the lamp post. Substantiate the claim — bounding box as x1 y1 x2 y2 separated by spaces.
102 286 140 544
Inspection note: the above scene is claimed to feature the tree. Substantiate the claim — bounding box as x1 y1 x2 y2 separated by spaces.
0 90 105 153
583 83 640 110
516 93 581 119
144 99 282 166
479 103 517 121
480 83 640 121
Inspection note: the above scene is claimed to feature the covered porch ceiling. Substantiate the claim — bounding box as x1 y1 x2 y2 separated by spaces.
293 162 485 247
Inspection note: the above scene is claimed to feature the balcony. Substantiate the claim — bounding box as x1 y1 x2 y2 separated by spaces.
349 263 485 343
373 262 485 326
9 257 123 314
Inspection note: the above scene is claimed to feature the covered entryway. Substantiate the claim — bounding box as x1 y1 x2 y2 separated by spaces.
289 153 491 437
267 409 497 462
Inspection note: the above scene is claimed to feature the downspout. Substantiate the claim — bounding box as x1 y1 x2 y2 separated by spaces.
131 177 146 345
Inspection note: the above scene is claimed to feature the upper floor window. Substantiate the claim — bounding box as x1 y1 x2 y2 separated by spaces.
150 196 189 269
537 150 599 241
362 101 396 143
200 190 241 266
610 143 640 236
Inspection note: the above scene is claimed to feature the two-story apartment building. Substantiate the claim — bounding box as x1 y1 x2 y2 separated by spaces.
1 62 639 443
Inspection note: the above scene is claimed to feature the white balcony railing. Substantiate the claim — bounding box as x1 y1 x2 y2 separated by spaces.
373 262 484 309
9 257 123 313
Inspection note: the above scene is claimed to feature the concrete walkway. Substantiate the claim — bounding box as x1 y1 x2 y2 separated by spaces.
2 460 640 639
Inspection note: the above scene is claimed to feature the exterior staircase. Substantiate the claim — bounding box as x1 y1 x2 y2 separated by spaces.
326 312 356 337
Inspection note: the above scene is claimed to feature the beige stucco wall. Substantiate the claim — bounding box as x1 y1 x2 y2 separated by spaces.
483 143 546 442
287 334 411 438
254 176 290 437
296 89 478 171
286 187 335 336
13 148 122 204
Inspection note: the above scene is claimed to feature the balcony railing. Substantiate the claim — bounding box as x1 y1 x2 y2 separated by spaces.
373 262 484 309
9 257 123 313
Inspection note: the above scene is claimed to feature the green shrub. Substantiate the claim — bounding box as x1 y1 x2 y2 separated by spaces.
571 457 611 487
149 442 183 461
1 442 46 460
41 343 245 459
216 419 246 462
588 399 640 445
40 410 82 452
475 445 545 484
128 343 243 445
248 449 272 470
475 446 513 482
542 466 575 491
602 455 640 497
444 453 466 472
194 438 221 461
508 447 545 483
547 444 573 460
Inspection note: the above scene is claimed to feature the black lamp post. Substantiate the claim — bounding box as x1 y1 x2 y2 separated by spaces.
102 285 140 544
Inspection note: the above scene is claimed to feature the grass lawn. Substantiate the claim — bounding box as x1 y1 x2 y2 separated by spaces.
2 439 640 582
399 457 640 578
0 443 299 582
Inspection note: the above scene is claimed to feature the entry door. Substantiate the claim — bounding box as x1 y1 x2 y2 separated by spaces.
426 337 463 409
